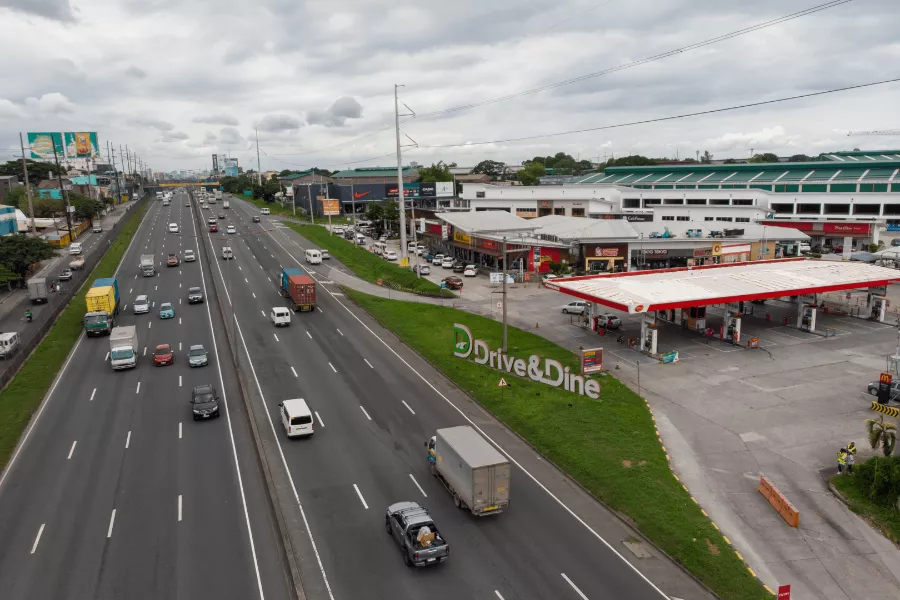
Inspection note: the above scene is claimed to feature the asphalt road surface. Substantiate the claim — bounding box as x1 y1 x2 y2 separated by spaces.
0 191 292 600
201 196 690 600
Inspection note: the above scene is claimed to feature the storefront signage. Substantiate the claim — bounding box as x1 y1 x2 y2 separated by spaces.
454 323 601 399
540 255 552 263
693 247 715 258
581 348 603 374
453 231 472 244
533 246 542 265
482 239 496 250
538 200 553 208
386 184 418 198
595 247 619 257
441 224 449 241
661 351 679 364
721 243 751 255
762 221 872 235
419 182 436 197
640 249 668 256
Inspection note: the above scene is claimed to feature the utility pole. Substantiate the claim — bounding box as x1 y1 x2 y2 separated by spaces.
108 141 122 205
51 133 74 241
306 183 315 225
125 145 132 176
255 128 262 186
119 145 128 200
394 83 409 267
502 236 508 352
19 133 36 233
351 183 356 223
324 174 332 233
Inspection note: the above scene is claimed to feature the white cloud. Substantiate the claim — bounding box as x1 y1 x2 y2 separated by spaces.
219 126 245 145
257 114 303 132
306 96 363 128
193 114 240 126
161 131 189 142
24 92 74 114
0 99 27 119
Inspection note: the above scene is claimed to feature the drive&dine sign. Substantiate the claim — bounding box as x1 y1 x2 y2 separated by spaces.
453 323 600 399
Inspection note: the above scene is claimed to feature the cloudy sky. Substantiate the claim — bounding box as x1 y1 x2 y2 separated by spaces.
1 0 899 173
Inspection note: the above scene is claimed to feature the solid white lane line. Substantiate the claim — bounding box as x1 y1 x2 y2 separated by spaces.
336 329 343 336
353 484 369 510
495 592 505 600
179 422 183 439
90 388 96 401
364 358 374 369
135 382 141 394
178 495 183 522
148 322 151 329
409 474 427 497
104 352 109 361
401 401 416 415
274 333 280 342
315 411 324 427
179 342 182 351
179 375 182 387
143 346 147 356
561 574 589 600
67 440 77 460
316 306 323 313
107 509 116 538
359 406 372 421
125 431 131 449
31 524 45 554
306 330 312 339
290 367 297 378
329 362 337 373
261 310 265 317
252 292 256 298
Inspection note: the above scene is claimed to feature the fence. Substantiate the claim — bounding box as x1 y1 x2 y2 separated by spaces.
0 194 150 391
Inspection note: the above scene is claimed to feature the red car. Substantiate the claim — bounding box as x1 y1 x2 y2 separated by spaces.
153 344 174 366
442 276 464 290
209 223 218 232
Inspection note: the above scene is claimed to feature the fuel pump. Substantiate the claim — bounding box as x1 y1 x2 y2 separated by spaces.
639 316 658 354
799 305 817 332
868 294 887 322
724 314 742 344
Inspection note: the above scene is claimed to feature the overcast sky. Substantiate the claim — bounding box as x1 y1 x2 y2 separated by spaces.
1 0 899 173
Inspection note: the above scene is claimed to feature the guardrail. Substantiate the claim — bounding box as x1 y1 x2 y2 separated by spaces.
757 475 800 527
0 195 150 391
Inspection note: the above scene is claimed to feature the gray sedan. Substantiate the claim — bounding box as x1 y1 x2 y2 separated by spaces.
188 345 209 367
133 294 150 314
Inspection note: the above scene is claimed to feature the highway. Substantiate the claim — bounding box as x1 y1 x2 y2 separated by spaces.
201 195 690 600
0 191 292 600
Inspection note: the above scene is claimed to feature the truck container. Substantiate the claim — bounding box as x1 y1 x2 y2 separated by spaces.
84 277 119 336
279 268 316 311
140 254 155 276
215 190 223 201
86 285 117 316
28 277 48 304
92 277 120 305
427 426 510 515
69 256 85 270
109 325 138 370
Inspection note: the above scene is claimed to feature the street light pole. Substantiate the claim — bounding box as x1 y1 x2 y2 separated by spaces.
51 134 74 241
502 236 508 352
394 83 409 267
19 133 35 233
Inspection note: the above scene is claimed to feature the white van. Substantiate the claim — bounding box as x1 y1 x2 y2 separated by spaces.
279 398 314 437
260 208 270 215
69 242 83 255
305 249 322 264
356 233 366 245
0 332 20 359
270 307 291 327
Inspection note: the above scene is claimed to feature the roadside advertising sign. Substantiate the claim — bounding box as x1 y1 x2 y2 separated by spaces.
878 372 893 404
212 154 218 171
419 182 436 197
660 351 679 364
441 224 449 241
581 348 603 374
533 246 541 265
321 199 340 216
28 132 100 159
777 584 791 600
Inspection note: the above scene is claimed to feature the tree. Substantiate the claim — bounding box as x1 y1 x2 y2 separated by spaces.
788 154 813 162
750 153 779 163
5 186 26 209
0 235 57 280
69 193 105 223
0 160 64 187
26 197 64 218
517 162 546 186
701 150 714 164
365 202 384 224
528 152 593 175
472 160 506 179
278 169 294 177
866 415 897 456
722 158 738 164
598 155 657 171
417 161 452 183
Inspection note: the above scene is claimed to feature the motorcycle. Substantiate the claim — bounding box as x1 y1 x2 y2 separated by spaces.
25 311 33 323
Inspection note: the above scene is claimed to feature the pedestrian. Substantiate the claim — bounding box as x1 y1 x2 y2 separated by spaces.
837 448 847 475
846 449 855 475
847 441 856 457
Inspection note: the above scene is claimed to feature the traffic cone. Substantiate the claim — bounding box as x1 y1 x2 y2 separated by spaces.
535 322 539 328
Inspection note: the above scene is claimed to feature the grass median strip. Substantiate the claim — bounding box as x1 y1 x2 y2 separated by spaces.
0 202 149 469
831 460 900 545
285 222 453 296
345 288 772 600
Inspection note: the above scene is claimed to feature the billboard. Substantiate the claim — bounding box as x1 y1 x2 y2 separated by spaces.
212 154 219 172
419 182 436 197
28 132 100 160
320 198 340 216
386 183 419 198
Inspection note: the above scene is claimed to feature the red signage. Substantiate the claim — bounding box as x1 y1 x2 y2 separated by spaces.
880 373 893 385
762 221 872 235
777 584 790 600
483 239 496 250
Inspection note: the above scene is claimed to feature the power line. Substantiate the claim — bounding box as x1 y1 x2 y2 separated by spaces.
416 77 900 149
411 0 851 121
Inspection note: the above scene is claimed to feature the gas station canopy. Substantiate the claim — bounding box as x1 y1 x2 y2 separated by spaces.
546 258 900 314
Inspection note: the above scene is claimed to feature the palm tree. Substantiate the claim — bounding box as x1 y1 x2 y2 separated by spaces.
865 416 897 456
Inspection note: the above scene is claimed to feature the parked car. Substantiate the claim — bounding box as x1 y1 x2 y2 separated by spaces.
188 344 209 367
153 343 174 366
187 287 204 304
58 268 73 281
333 227 344 235
184 249 196 262
867 380 900 402
452 261 467 273
561 300 588 315
463 265 478 277
432 254 444 265
133 294 150 314
597 314 622 329
442 276 463 290
384 250 398 261
159 302 175 319
441 257 454 268
413 264 431 275
190 384 220 420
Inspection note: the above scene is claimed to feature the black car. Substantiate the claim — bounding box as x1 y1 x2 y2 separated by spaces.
219 213 226 219
188 286 204 304
892 238 900 247
191 384 220 420
442 276 463 290
452 261 467 273
252 215 261 223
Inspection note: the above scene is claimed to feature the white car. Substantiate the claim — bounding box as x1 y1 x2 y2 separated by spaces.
561 301 589 315
185 201 190 207
416 245 426 255
184 249 196 262
68 242 83 255
271 307 291 327
384 250 398 261
441 256 454 268
321 249 330 260
260 208 270 215
333 227 344 235
226 225 237 234
463 264 478 277
432 254 444 265
168 223 179 233
133 294 150 314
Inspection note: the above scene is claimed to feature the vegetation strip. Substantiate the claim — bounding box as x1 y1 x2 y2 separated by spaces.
0 202 149 469
344 288 772 600
831 456 900 545
286 222 453 296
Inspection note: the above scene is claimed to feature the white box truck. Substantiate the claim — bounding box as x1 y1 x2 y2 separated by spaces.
109 326 138 370
28 277 49 304
426 425 511 515
140 254 155 277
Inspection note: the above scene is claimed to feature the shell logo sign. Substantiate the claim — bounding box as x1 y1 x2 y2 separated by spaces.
633 304 645 313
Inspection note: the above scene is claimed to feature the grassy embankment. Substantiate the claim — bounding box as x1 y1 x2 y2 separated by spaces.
0 202 149 468
286 223 453 297
345 289 773 600
831 465 900 544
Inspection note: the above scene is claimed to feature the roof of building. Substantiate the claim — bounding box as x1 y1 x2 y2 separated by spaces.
330 166 418 179
279 170 316 180
436 210 540 234
455 173 492 182
629 221 808 242
70 175 100 186
527 215 638 241
546 258 900 314
827 150 900 161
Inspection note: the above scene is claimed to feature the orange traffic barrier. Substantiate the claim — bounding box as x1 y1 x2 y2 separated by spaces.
757 476 799 528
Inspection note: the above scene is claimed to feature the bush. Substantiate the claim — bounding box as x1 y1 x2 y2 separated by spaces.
854 455 900 506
